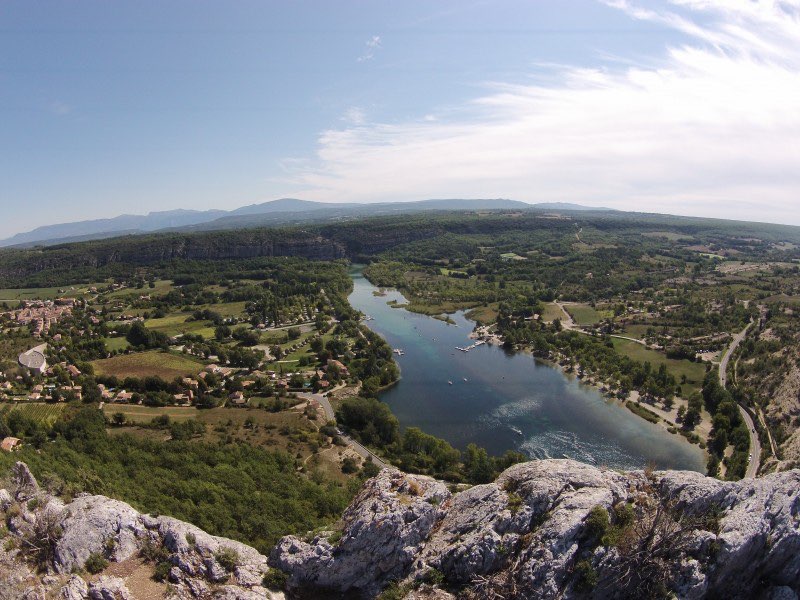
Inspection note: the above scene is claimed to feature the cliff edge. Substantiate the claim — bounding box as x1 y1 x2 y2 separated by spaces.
272 460 800 600
1 460 798 599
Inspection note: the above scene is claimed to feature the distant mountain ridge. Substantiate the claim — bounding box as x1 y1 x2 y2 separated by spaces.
0 198 607 248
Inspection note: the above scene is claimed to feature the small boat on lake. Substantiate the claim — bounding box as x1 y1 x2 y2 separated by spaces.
510 426 523 436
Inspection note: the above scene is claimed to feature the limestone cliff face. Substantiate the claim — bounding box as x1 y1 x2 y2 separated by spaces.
0 463 284 600
2 460 799 600
271 461 800 600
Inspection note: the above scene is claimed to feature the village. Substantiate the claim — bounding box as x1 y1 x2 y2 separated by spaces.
0 266 391 467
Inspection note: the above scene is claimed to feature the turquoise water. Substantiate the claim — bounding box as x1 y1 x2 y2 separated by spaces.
348 266 705 472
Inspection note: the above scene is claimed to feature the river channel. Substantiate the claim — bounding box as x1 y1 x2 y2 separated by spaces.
348 266 705 472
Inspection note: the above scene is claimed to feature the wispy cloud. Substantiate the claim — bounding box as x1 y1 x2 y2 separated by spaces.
289 1 800 225
48 100 72 116
341 107 367 125
357 35 382 62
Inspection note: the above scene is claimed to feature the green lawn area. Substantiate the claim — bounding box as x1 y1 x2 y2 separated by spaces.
566 304 611 326
103 337 131 352
540 302 565 323
465 303 500 325
92 350 205 380
145 313 215 338
199 301 248 318
102 404 199 423
618 323 653 339
610 338 707 396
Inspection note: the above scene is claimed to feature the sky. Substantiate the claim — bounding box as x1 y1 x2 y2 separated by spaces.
1 0 799 238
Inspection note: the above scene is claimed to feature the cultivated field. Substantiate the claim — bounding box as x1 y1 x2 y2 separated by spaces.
0 402 69 427
92 351 205 380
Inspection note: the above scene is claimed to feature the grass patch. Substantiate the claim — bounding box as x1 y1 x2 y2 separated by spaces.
92 351 204 380
610 338 706 396
566 304 611 326
540 302 565 323
465 303 500 325
144 314 215 338
103 337 131 352
625 401 660 424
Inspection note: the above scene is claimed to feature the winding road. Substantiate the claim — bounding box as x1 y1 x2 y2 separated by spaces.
719 321 760 478
296 391 389 470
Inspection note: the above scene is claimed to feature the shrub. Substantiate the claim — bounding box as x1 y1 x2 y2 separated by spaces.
584 506 610 542
139 538 169 563
215 547 239 572
421 568 445 586
378 582 414 600
262 568 289 590
185 532 196 546
153 561 171 582
573 560 598 592
85 552 108 574
507 491 523 515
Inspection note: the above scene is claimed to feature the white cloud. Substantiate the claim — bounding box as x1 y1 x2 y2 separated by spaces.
341 107 367 125
289 1 800 225
357 35 382 62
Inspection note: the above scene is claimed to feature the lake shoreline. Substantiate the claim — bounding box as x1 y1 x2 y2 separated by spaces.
349 265 705 472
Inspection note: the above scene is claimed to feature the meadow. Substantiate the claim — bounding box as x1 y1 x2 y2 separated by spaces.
610 338 707 396
92 350 205 380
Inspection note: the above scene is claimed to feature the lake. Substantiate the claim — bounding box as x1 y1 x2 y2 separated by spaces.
348 266 705 472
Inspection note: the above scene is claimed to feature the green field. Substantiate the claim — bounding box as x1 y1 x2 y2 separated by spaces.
540 302 565 322
92 351 205 380
465 303 500 324
204 301 248 317
0 402 69 427
610 338 707 396
102 404 200 423
103 337 131 352
566 304 611 326
144 313 216 339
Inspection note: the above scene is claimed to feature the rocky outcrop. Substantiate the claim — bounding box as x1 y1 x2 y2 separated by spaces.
272 460 800 600
0 463 285 600
2 459 799 599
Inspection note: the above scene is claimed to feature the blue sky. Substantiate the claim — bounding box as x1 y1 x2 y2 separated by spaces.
1 1 799 238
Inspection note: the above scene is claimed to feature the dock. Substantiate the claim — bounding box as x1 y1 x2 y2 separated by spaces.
455 340 486 352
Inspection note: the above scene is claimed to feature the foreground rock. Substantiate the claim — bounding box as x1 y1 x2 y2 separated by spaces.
0 462 284 600
271 460 800 599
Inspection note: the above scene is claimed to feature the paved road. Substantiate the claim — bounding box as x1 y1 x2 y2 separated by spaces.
297 391 389 470
719 321 761 478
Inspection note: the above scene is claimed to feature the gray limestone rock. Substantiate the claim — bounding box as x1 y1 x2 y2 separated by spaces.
60 575 89 600
271 469 450 597
273 460 800 600
87 577 130 600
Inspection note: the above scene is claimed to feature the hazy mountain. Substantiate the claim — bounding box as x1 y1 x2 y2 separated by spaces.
533 202 613 211
0 209 226 248
0 198 605 248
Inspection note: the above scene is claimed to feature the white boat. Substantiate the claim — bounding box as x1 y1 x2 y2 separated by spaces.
510 426 523 436
448 380 453 385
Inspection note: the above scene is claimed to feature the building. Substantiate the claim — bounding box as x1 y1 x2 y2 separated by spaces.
0 437 21 452
18 345 48 374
